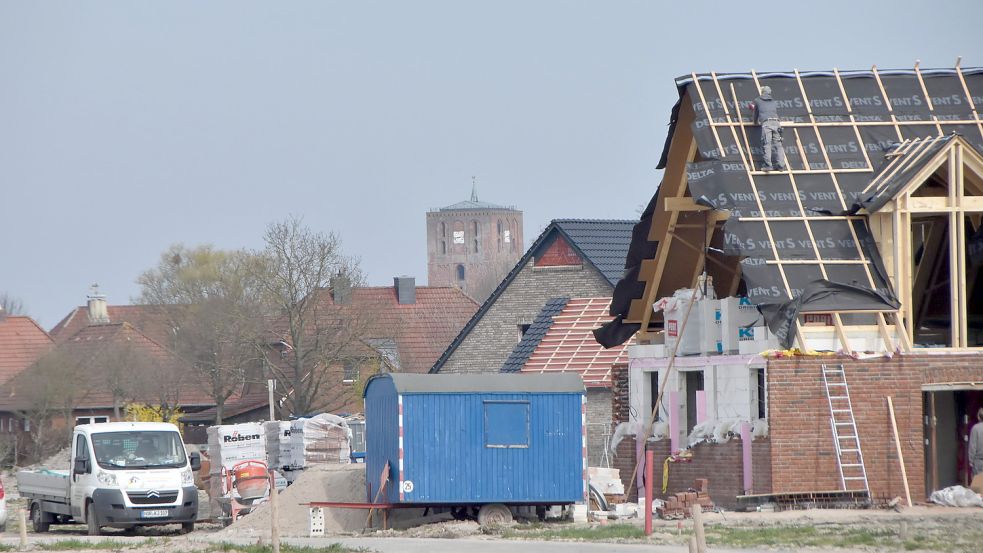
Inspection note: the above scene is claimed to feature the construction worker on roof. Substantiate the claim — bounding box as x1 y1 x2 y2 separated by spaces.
751 85 786 172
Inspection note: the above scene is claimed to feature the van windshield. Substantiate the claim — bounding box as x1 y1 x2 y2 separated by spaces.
92 431 187 470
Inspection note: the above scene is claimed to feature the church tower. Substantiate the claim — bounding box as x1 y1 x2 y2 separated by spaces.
426 179 523 302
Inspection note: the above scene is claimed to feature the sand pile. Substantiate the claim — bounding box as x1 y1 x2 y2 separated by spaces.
217 464 367 537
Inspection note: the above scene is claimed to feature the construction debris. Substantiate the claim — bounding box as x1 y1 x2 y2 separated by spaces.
658 478 715 519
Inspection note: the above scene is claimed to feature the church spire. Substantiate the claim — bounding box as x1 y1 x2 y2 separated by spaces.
471 176 478 202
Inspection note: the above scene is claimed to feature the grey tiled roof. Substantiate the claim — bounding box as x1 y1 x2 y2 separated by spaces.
553 219 636 286
430 218 636 374
501 298 569 373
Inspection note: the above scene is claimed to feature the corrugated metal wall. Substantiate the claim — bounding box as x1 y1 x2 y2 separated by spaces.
364 377 399 504
400 392 583 504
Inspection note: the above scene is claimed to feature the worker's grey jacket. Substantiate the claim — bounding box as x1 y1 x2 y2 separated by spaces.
752 94 779 124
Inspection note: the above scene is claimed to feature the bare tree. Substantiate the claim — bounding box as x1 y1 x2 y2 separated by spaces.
258 216 383 417
0 292 26 315
95 338 144 419
138 244 268 424
13 349 83 462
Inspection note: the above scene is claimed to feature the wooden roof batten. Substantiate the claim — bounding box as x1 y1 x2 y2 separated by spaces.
630 59 983 354
863 134 983 349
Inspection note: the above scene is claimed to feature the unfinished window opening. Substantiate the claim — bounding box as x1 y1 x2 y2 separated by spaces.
966 214 983 346
910 213 954 346
517 323 531 341
649 371 661 421
684 370 704 435
754 368 767 420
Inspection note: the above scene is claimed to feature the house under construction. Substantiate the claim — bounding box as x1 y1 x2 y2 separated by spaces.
599 62 983 507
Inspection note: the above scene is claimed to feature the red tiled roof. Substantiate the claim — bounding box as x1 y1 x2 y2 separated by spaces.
49 304 178 346
0 322 215 411
520 297 630 387
0 316 54 385
307 286 480 374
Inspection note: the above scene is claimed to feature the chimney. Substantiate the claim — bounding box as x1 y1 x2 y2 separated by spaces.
87 284 110 324
331 273 352 304
394 276 416 305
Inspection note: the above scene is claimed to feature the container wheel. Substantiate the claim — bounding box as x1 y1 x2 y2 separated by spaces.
450 507 469 521
31 503 50 533
476 503 513 527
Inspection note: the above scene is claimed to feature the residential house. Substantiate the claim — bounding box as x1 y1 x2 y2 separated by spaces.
600 64 983 507
0 310 53 438
430 219 636 465
181 276 480 427
501 297 630 465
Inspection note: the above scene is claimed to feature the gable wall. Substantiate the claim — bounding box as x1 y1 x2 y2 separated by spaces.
767 354 983 501
439 258 613 375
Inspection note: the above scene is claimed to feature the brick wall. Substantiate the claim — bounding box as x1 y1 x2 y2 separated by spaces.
439 258 612 374
647 438 772 509
767 353 983 501
609 362 774 507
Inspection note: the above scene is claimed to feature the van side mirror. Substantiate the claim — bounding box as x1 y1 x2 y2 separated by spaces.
189 452 201 472
73 458 90 475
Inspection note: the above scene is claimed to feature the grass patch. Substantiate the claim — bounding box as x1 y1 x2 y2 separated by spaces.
206 544 369 553
501 523 646 541
705 525 983 552
38 538 167 551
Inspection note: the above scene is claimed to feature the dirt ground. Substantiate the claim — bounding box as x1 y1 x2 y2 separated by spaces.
3 479 981 552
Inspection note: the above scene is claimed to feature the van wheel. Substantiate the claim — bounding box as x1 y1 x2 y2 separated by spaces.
476 503 513 527
86 502 102 536
31 503 50 533
181 522 194 534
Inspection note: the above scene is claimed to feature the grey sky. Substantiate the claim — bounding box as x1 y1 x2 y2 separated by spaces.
2 1 981 328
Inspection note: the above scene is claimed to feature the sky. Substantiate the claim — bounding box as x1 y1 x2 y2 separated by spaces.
2 1 981 328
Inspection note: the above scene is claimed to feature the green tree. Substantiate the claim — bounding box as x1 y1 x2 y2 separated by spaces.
138 245 268 424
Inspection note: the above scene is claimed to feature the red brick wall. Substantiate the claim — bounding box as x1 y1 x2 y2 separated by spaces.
646 439 771 509
610 364 637 499
767 353 983 501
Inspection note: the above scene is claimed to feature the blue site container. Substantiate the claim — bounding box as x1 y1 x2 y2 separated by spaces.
363 373 586 507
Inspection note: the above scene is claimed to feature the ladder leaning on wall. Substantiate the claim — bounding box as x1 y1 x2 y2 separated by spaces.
821 364 870 495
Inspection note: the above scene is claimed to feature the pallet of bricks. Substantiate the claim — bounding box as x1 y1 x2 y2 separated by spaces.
264 413 352 483
657 478 714 520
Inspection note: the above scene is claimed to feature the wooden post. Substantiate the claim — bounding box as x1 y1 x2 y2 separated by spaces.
18 508 27 550
887 396 913 507
645 449 654 536
691 504 707 553
270 470 280 553
268 379 276 422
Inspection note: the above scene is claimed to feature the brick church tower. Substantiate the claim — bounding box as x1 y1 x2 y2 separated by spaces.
427 180 523 302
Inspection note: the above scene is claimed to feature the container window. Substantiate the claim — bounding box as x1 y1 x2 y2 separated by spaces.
484 401 530 448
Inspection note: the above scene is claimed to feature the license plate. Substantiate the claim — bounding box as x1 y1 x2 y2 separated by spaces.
141 510 169 518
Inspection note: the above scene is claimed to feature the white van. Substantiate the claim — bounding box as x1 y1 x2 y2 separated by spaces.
18 422 200 535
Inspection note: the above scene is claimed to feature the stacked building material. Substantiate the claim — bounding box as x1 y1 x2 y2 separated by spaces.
657 478 715 519
264 421 292 470
205 422 269 512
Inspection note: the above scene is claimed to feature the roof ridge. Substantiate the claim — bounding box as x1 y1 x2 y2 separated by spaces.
552 218 638 224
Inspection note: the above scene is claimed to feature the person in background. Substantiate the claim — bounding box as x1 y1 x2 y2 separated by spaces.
751 85 786 172
970 407 983 476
